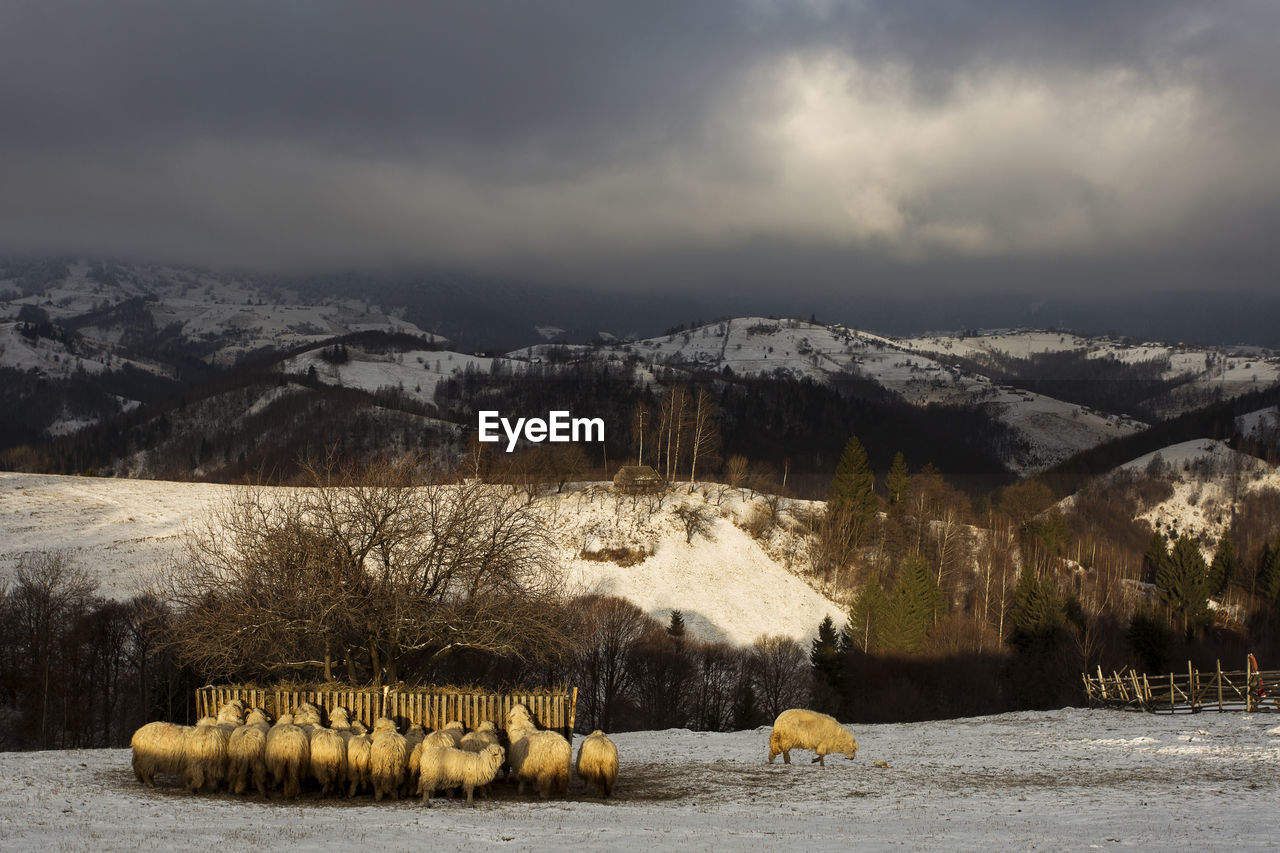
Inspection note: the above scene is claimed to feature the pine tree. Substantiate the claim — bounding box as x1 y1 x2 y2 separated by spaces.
1208 533 1238 598
1141 532 1169 586
667 609 687 641
827 435 879 550
886 451 909 506
1257 534 1280 608
1157 535 1211 639
846 575 888 653
878 555 945 653
1008 563 1064 649
809 615 845 711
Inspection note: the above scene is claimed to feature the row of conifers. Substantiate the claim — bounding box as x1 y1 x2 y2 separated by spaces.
130 699 619 804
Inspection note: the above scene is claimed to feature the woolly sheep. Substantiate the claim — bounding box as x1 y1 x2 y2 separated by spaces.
265 713 311 799
767 708 858 767
401 724 427 796
328 706 352 731
185 716 229 793
346 725 373 798
309 727 347 797
227 708 271 796
370 717 408 802
418 744 505 806
441 720 465 745
575 730 619 798
130 721 192 787
505 704 571 799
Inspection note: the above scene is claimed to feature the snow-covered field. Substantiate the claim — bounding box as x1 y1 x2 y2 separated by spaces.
1 709 1277 851
0 472 844 646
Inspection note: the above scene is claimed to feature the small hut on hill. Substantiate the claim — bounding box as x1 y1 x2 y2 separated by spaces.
613 465 664 494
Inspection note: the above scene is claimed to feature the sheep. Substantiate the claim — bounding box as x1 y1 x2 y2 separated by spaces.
309 726 348 797
130 721 192 787
370 717 408 802
184 716 229 793
575 730 619 798
458 726 503 797
227 708 272 796
265 713 311 799
504 704 571 799
346 723 373 798
441 720 465 745
401 724 426 796
418 744 505 806
328 706 352 731
767 708 858 767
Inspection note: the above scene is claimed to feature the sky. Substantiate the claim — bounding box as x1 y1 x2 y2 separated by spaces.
2 1 1278 303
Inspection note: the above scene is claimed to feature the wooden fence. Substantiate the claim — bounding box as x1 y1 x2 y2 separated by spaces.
1083 659 1279 713
195 686 578 738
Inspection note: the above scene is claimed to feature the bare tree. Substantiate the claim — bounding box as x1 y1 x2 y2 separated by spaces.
9 552 97 746
673 503 715 544
164 455 569 685
687 388 721 489
748 635 810 721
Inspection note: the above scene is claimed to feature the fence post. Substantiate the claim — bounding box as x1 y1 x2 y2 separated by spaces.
1245 655 1254 713
1188 661 1197 713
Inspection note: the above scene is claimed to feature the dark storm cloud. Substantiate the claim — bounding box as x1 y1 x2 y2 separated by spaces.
0 1 1278 293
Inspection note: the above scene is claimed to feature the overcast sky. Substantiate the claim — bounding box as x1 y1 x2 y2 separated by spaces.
2 1 1278 299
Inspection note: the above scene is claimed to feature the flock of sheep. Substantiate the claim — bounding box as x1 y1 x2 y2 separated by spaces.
130 699 619 805
130 702 857 806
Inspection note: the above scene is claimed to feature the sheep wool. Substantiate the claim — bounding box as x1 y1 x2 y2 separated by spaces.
418 744 505 806
130 721 192 787
309 727 347 797
184 716 229 793
370 718 408 802
575 730 619 798
227 708 271 796
265 713 311 799
505 704 571 799
768 708 859 767
346 729 373 798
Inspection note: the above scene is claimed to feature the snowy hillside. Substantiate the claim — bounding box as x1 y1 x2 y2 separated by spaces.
1 708 1276 851
1068 438 1280 550
512 317 1148 473
0 473 843 646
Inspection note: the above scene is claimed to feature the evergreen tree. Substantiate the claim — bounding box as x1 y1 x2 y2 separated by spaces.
1141 532 1169 586
809 615 846 712
886 451 909 506
1157 535 1211 639
878 555 945 653
1208 533 1238 599
827 435 879 550
1008 564 1063 647
667 609 687 643
846 575 888 653
1257 534 1280 608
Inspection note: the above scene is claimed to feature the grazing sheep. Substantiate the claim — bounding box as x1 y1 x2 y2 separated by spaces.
401 724 427 796
441 720 465 745
265 713 311 799
328 706 352 731
309 727 347 797
130 721 192 787
370 717 408 802
768 708 858 767
185 716 229 793
346 724 373 798
459 728 500 752
575 730 619 798
227 708 271 796
418 744 505 806
505 704 571 799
